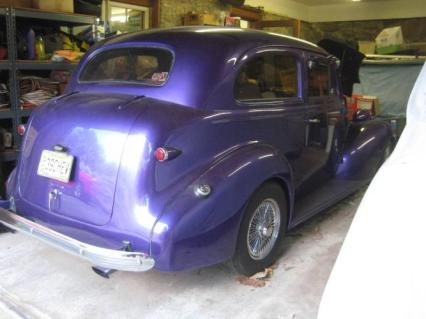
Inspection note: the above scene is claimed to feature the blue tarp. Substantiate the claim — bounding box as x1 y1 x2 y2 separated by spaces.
353 63 423 117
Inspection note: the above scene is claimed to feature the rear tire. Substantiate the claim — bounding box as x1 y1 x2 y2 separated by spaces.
232 182 288 276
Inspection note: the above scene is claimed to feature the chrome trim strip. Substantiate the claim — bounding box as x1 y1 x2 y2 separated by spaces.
0 208 155 272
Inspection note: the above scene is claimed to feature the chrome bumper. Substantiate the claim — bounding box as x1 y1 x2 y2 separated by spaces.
0 207 155 272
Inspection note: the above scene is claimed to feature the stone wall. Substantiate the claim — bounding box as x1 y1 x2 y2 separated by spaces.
301 17 426 49
159 0 230 27
261 12 293 36
157 0 426 53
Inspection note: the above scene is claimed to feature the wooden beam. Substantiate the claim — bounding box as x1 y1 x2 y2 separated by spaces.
230 6 262 22
260 19 302 38
150 0 159 28
260 20 294 28
293 19 301 38
112 0 151 6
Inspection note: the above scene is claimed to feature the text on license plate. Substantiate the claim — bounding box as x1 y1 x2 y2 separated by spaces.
37 150 74 183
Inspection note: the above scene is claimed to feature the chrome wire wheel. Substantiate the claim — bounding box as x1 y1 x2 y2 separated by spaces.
247 198 281 260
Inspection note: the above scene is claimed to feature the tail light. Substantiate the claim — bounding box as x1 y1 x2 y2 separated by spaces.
17 124 26 136
154 147 181 162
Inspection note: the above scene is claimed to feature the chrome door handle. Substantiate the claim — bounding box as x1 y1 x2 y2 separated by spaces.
307 118 320 124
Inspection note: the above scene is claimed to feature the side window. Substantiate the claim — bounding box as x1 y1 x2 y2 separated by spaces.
234 53 298 101
308 60 330 97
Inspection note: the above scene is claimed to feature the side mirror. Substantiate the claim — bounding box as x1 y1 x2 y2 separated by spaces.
352 109 371 122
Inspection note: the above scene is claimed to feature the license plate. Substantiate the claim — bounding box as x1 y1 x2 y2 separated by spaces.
37 150 74 183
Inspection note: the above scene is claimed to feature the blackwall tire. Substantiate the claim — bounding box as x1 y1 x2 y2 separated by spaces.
232 182 288 276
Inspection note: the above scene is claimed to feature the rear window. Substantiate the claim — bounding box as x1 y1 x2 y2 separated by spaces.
79 48 173 85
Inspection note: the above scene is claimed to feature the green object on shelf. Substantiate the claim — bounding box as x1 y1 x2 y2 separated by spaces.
376 44 403 55
35 36 46 60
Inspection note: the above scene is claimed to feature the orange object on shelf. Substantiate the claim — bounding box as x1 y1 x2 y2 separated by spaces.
53 50 84 62
345 95 380 120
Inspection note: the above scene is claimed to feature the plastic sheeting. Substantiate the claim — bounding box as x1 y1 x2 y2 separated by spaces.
318 62 426 318
353 63 423 117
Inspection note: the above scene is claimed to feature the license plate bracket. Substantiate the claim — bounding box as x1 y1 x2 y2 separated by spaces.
37 150 74 183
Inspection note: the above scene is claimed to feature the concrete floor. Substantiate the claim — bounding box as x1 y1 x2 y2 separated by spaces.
0 190 364 319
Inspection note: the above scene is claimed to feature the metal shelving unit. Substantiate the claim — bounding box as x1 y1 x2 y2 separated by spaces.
0 109 14 119
0 6 96 164
0 60 8 70
14 7 95 25
16 60 79 70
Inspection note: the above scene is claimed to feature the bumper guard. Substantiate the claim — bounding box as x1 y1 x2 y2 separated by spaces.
0 207 155 272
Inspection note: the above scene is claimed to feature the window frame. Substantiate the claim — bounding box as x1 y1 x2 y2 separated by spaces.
306 56 333 98
78 46 175 87
233 49 303 108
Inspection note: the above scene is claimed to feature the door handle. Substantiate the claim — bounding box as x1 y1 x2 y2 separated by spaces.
307 118 320 124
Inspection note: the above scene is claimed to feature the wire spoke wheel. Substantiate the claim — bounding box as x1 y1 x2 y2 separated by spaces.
246 198 281 260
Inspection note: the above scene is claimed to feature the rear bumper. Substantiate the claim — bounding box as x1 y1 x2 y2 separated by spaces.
0 206 155 272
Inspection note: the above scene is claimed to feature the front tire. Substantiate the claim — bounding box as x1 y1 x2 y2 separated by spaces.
232 182 288 276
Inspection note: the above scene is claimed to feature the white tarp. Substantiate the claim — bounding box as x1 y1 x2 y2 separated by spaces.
318 62 426 319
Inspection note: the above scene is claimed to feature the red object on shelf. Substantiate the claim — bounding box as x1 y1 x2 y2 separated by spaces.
0 47 7 60
17 124 26 136
345 95 358 120
21 102 37 109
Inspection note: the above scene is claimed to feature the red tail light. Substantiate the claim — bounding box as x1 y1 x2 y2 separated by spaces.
17 124 26 136
154 147 181 162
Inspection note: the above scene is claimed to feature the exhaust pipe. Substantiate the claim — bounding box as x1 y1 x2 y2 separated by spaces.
92 240 133 279
92 266 116 279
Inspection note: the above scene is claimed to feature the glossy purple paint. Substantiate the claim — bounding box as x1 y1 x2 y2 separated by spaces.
7 27 392 272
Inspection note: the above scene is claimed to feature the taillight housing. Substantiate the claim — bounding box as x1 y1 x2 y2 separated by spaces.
17 124 26 136
154 147 181 162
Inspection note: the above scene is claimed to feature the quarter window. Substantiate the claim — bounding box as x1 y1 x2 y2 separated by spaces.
234 53 298 101
308 61 330 96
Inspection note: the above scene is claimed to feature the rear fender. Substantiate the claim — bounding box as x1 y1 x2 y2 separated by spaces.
337 119 392 180
150 143 293 271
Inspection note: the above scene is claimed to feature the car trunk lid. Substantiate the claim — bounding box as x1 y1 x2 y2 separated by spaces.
18 92 144 226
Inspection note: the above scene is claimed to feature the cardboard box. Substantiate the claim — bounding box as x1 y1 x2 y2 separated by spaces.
32 0 73 13
358 41 375 55
0 0 32 8
375 26 403 54
183 12 219 26
356 95 380 115
224 16 240 27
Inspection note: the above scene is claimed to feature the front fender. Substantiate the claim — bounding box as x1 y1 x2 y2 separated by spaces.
150 143 293 271
337 119 392 180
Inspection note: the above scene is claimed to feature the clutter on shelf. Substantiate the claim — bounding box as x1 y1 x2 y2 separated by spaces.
19 27 93 62
0 84 9 109
359 26 426 56
19 76 59 108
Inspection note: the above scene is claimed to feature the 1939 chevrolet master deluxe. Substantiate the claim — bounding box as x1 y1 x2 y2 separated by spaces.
0 27 392 277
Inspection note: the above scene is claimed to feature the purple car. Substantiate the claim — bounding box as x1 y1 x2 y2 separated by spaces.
0 27 392 277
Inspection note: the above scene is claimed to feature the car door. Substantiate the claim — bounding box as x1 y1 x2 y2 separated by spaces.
294 54 343 200
232 49 309 188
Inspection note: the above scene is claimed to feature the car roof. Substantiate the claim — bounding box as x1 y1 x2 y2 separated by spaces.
72 27 329 109
101 26 327 56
